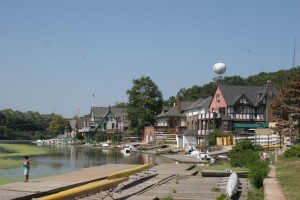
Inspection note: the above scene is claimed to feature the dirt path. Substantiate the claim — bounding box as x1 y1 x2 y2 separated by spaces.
264 165 285 200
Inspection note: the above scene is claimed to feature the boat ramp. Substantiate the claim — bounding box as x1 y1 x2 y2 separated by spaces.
0 163 251 200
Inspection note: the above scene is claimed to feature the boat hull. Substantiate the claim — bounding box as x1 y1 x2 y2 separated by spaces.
226 172 239 198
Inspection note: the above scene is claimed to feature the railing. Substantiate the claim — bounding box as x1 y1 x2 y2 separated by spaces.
199 113 222 119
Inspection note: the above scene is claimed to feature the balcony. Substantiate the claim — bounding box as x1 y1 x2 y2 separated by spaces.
199 112 222 120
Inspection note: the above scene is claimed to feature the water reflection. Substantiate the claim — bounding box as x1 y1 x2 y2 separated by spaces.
0 144 173 180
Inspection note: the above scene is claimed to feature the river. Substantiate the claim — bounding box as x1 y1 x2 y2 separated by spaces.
0 143 173 181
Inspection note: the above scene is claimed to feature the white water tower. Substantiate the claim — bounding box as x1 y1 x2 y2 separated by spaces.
213 63 226 74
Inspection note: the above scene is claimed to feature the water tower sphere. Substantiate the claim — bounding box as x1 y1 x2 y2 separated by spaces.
213 63 226 74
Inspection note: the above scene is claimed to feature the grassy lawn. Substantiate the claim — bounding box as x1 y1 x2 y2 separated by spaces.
276 156 300 200
194 163 248 172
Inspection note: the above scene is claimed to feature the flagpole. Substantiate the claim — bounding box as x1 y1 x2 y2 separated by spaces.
293 36 296 68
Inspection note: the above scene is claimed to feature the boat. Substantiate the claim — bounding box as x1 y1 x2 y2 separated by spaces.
186 150 212 161
201 169 249 178
36 139 44 144
226 172 239 198
121 147 131 154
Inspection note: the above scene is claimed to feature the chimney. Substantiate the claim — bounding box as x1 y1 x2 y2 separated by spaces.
177 97 182 114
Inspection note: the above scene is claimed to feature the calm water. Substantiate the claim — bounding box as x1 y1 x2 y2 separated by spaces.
0 143 173 180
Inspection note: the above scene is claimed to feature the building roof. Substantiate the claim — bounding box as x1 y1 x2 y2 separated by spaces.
157 101 193 117
91 107 126 118
69 119 77 129
222 114 233 121
219 84 279 106
186 96 212 111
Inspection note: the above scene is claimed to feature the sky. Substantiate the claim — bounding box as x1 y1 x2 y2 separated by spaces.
0 0 299 118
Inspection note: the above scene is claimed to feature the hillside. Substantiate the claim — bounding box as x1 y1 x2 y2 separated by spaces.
164 66 300 106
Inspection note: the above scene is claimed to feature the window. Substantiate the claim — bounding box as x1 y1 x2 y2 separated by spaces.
112 123 115 129
104 123 107 130
239 97 248 104
257 106 264 113
219 107 225 114
216 94 220 102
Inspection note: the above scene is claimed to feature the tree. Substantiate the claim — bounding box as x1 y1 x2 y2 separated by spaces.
113 101 127 108
46 114 68 138
164 96 176 107
272 69 300 142
126 76 164 135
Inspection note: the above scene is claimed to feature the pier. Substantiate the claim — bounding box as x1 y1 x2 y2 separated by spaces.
0 163 251 200
0 164 139 200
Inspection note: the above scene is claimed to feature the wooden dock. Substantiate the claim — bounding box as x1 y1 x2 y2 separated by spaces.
0 164 139 200
0 163 251 200
79 163 250 200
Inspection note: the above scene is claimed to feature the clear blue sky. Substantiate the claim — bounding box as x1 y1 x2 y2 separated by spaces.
1 0 299 118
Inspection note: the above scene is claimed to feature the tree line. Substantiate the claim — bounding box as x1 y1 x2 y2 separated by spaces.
0 109 68 140
164 67 300 106
1 66 299 140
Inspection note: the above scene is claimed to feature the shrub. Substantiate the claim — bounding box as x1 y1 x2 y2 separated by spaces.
284 145 300 158
228 140 259 167
248 160 269 188
228 139 269 188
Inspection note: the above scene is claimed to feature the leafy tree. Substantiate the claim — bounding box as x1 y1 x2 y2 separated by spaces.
207 129 224 146
46 114 68 138
113 101 127 108
164 96 176 107
272 69 300 141
221 75 245 85
126 76 164 135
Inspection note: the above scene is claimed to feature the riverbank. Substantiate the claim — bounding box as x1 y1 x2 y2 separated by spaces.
0 144 51 185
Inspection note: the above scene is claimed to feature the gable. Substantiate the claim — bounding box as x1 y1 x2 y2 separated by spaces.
209 86 227 112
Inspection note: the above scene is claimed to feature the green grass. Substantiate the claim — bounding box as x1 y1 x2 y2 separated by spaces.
0 144 51 185
194 163 248 172
276 156 300 200
0 144 49 168
0 144 49 157
247 188 264 200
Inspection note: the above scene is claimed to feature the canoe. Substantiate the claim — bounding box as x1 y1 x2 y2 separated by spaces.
226 172 239 198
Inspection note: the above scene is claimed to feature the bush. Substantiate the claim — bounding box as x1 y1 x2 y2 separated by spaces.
228 140 259 167
228 139 269 188
95 132 107 142
248 160 269 188
284 145 300 158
